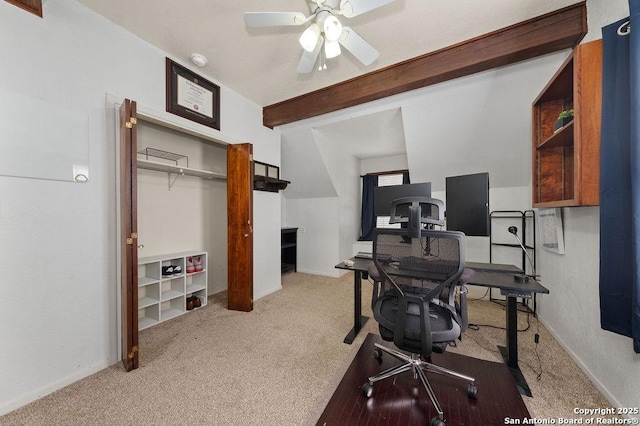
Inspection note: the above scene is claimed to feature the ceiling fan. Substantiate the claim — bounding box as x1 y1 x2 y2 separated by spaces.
244 0 395 73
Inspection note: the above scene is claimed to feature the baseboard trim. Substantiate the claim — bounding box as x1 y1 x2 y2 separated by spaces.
0 360 110 416
537 316 622 409
254 285 282 301
296 268 342 278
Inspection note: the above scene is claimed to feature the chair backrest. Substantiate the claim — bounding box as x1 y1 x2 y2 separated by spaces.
388 197 445 225
373 228 465 302
388 197 445 238
372 227 467 356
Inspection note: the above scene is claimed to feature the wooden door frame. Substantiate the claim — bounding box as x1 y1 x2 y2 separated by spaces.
116 98 254 370
119 99 139 371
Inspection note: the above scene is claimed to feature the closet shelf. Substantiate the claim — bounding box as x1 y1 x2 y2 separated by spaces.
253 175 290 192
137 159 226 181
138 147 187 166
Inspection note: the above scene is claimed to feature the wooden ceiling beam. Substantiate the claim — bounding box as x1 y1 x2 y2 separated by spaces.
4 0 42 17
263 2 587 128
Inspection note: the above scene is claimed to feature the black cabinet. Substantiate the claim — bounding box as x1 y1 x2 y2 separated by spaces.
281 227 298 273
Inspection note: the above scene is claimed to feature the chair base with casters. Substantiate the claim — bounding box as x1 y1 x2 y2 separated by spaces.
362 342 477 426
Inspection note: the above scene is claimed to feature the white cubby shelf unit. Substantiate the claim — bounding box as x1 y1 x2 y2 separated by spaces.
137 251 208 330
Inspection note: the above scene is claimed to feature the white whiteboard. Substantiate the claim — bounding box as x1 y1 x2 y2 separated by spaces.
0 87 89 182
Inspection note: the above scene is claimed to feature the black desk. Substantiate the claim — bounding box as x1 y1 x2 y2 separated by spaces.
335 258 549 397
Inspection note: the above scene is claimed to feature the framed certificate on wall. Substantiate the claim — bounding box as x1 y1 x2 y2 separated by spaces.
166 58 220 130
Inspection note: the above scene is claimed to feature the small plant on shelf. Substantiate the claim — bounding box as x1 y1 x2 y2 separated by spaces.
554 109 574 132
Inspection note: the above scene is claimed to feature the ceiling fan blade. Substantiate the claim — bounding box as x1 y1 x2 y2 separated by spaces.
339 0 395 18
297 36 324 73
244 12 306 27
339 27 379 66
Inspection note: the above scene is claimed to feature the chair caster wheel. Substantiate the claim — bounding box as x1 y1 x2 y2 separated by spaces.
430 416 445 426
373 347 383 361
467 382 478 399
362 383 374 398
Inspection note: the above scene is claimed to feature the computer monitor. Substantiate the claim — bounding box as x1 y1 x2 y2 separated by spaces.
374 182 432 217
445 172 490 237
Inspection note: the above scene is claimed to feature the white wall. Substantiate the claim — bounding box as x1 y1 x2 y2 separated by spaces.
0 0 280 414
284 197 340 275
361 155 408 175
280 126 341 276
314 131 361 266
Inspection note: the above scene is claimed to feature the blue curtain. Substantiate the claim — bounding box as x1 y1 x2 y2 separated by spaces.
631 0 640 354
599 4 640 353
359 174 378 241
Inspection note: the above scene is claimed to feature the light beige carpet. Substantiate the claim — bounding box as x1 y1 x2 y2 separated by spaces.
1 272 616 425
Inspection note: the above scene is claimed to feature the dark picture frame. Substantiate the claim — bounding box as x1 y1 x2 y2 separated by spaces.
166 58 220 130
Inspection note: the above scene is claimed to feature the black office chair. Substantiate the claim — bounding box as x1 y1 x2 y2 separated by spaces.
363 228 478 426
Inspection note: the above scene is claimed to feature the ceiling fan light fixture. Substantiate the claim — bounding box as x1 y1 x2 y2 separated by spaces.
299 23 321 52
245 0 395 73
323 15 343 42
324 40 341 59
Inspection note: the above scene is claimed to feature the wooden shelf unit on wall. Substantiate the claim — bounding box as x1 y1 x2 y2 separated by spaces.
532 39 602 207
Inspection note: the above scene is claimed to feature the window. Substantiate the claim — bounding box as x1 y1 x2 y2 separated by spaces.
376 173 404 229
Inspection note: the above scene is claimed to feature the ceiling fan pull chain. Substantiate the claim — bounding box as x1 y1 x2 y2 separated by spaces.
318 47 326 71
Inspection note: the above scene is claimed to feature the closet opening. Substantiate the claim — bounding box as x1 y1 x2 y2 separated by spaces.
118 98 253 371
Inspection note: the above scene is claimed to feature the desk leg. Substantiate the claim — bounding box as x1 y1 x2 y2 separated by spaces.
506 295 518 367
498 296 532 397
343 270 369 344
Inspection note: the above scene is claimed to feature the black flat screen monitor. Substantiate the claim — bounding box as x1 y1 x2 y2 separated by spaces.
374 182 431 217
445 172 489 237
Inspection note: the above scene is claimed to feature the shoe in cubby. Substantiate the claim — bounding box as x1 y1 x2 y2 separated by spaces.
186 257 195 274
186 296 196 311
194 256 203 272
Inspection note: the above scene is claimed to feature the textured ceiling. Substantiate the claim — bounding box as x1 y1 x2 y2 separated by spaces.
75 0 584 107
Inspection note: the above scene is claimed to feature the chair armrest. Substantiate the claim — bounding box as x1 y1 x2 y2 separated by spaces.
457 268 475 332
367 264 379 280
460 267 476 284
368 264 380 310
